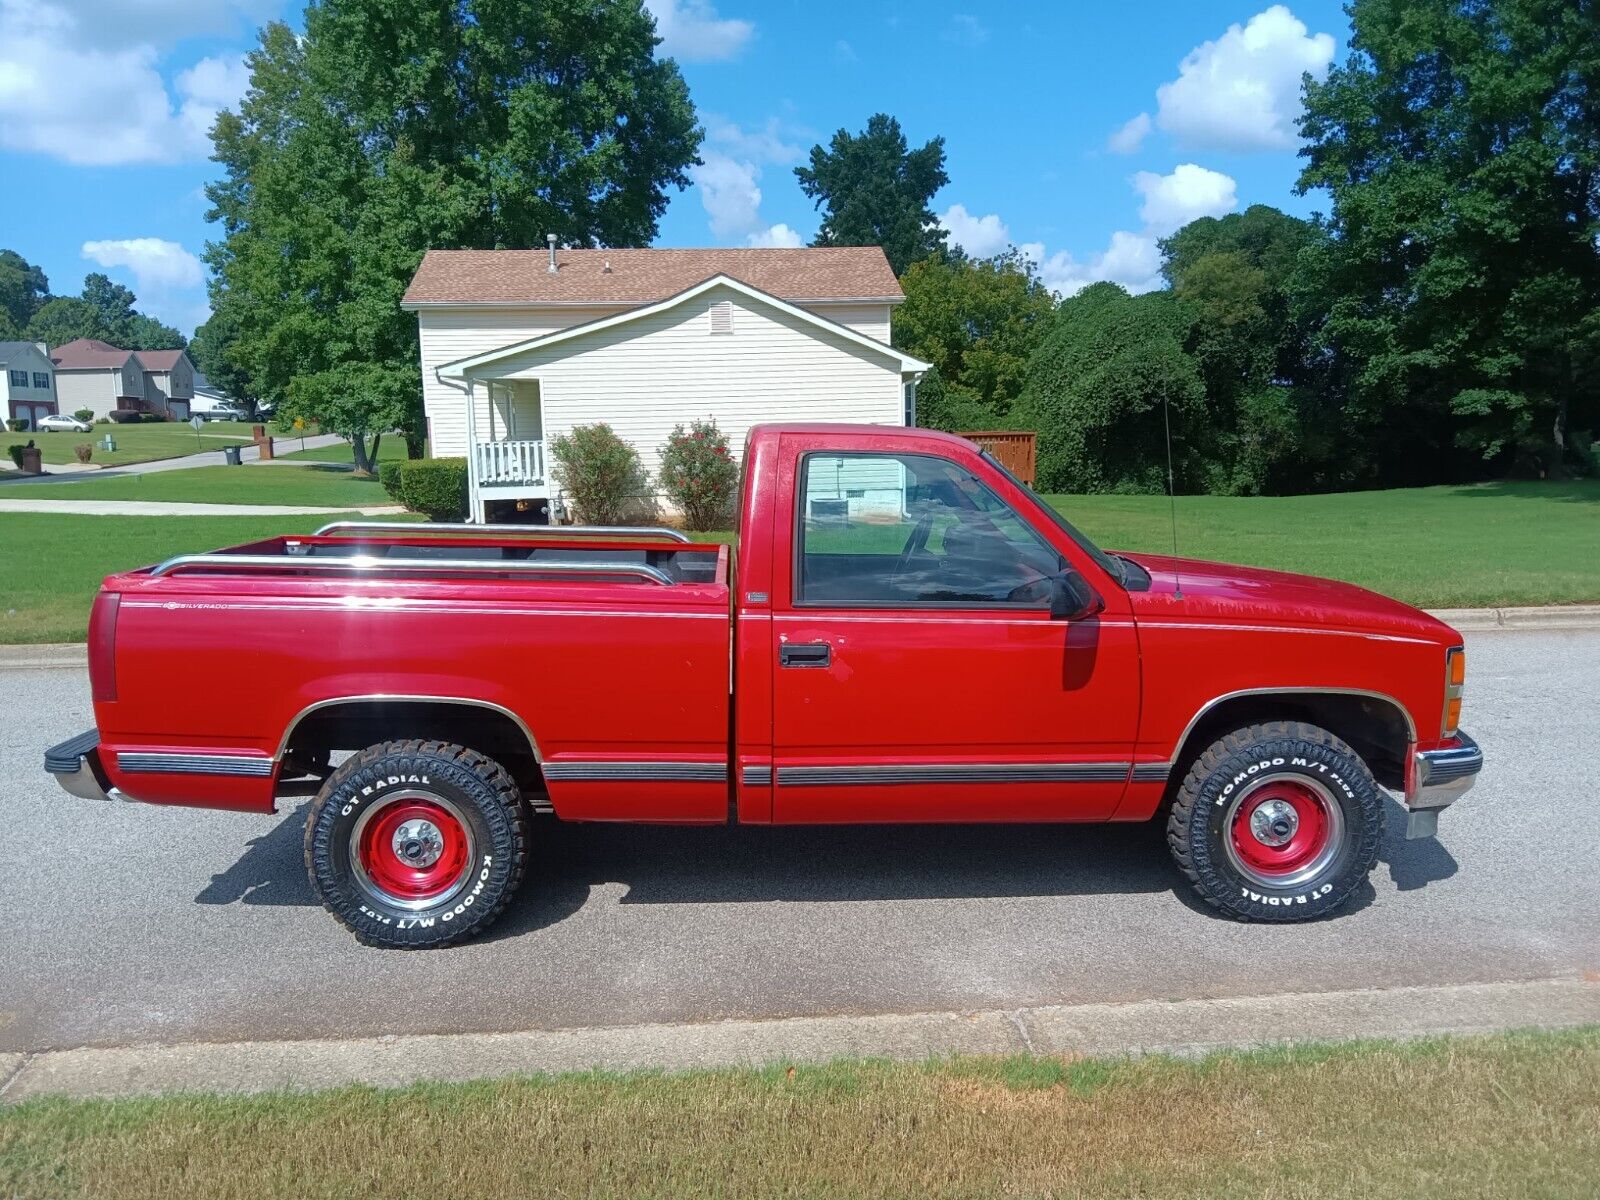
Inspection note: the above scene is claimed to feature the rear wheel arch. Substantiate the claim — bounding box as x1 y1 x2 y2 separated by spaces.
278 696 546 799
1167 689 1415 793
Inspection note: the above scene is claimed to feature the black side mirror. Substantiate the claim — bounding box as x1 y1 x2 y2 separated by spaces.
1049 569 1103 621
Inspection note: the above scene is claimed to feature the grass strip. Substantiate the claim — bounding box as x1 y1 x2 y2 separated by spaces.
2 1027 1597 1199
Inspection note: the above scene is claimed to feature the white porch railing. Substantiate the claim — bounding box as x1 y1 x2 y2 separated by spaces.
474 438 545 487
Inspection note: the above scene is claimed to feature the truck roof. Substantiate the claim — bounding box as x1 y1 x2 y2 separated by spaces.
745 423 976 451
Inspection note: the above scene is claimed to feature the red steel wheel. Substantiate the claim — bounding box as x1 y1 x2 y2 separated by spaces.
1222 775 1345 889
351 792 475 908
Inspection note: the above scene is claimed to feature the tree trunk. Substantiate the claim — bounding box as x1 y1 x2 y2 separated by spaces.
350 432 371 474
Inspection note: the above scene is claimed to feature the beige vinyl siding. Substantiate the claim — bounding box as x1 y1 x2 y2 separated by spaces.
801 302 893 344
53 371 121 420
419 306 626 456
481 284 905 489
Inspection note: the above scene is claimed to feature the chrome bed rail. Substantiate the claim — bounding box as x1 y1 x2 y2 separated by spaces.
149 553 675 586
311 521 692 543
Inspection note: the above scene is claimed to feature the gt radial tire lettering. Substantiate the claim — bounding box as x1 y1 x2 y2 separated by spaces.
342 774 432 817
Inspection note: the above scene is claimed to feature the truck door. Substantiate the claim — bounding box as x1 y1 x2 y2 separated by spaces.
767 439 1141 823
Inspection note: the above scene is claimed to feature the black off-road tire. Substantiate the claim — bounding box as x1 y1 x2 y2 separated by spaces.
304 739 529 948
1166 721 1384 922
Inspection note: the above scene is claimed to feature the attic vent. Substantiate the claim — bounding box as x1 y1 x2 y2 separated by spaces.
709 301 734 335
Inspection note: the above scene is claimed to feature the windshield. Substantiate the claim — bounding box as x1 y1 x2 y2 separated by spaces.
980 451 1125 586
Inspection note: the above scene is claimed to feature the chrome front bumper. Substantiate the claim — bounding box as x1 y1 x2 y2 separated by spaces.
44 729 121 803
1403 730 1482 839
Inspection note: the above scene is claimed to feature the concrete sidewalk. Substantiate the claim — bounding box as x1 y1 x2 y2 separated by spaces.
0 499 404 516
3 976 1594 1102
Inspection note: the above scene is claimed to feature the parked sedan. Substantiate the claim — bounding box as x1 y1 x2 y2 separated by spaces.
36 414 93 433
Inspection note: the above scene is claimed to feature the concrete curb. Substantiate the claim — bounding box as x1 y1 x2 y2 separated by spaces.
4 976 1596 1103
4 605 1598 669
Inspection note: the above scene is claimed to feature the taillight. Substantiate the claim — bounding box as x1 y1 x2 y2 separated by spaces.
1442 646 1464 738
89 591 120 702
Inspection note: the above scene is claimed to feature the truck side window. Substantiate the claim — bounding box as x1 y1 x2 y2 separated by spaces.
796 452 1063 607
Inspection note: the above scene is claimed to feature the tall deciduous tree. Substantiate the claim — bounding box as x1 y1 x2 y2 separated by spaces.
894 250 1055 430
795 114 948 274
1297 0 1600 480
22 273 185 350
0 250 49 338
206 0 702 470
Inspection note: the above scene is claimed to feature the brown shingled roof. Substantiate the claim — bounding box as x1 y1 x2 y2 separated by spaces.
403 247 902 307
135 349 186 371
50 338 137 370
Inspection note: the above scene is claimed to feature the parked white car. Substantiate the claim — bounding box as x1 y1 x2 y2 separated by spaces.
36 414 93 433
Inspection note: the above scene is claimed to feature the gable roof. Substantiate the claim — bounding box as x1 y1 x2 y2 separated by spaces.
50 338 138 370
0 341 49 366
437 274 931 380
404 246 902 308
135 349 187 371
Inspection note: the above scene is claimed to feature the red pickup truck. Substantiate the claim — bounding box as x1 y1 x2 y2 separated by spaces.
47 423 1481 947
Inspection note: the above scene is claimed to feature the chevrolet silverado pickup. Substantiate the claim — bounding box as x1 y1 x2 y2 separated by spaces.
46 423 1482 947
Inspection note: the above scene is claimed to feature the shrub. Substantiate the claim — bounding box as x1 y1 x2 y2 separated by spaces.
94 418 111 426
73 409 94 423
109 410 141 424
7 444 26 468
6 418 29 432
549 423 649 525
658 418 738 530
397 457 468 521
378 460 406 503
140 412 166 423
73 443 93 463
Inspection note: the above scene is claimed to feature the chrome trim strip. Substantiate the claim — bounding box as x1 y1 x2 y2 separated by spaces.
117 752 274 778
741 765 773 787
150 553 675 586
1165 687 1418 767
312 521 691 543
543 761 727 783
274 695 545 763
1411 730 1483 812
775 762 1133 787
1131 763 1171 783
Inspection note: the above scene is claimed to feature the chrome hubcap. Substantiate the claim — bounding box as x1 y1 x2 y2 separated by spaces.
391 819 444 868
1250 798 1299 847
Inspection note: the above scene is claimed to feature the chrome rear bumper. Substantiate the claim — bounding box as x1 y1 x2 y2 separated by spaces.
44 729 120 802
1404 730 1482 839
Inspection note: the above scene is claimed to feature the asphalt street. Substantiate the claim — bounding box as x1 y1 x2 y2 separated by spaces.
2 628 1596 1054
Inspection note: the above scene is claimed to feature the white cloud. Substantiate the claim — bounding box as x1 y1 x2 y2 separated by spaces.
948 163 1236 299
938 204 1015 259
690 118 809 245
746 223 803 248
833 39 856 64
82 238 203 291
1107 112 1151 155
0 1 249 164
644 0 753 62
944 13 989 45
1132 163 1238 235
1155 5 1335 151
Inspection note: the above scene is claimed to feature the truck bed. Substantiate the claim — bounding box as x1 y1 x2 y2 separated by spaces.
90 524 733 821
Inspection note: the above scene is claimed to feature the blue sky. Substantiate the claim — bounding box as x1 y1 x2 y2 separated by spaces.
0 0 1350 340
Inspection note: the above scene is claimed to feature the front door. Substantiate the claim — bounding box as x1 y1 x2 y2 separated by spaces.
769 446 1140 824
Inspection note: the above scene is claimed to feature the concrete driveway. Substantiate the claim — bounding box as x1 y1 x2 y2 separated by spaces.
1 627 1595 1054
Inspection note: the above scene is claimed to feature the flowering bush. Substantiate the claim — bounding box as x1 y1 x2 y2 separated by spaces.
549 423 649 525
657 418 738 531
73 443 93 463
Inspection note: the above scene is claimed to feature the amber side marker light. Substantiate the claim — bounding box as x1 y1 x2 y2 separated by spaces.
1443 647 1465 737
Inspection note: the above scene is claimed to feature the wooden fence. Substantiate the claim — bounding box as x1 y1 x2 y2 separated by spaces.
958 430 1037 486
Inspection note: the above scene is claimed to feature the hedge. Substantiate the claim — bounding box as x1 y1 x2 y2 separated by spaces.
397 457 468 521
378 461 405 503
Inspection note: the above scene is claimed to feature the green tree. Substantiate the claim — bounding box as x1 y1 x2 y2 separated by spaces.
206 0 701 468
1160 206 1333 493
1297 0 1600 480
894 249 1055 431
0 250 49 337
21 273 184 349
795 114 948 274
1014 283 1206 494
189 305 262 418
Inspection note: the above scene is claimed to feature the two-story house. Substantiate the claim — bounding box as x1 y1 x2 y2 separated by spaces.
1 341 59 430
50 339 196 421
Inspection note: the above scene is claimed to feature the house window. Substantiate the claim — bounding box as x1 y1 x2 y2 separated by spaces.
8 369 26 388
32 373 49 390
709 301 734 334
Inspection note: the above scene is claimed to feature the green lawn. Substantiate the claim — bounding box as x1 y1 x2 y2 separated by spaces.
277 437 408 465
1045 480 1600 609
9 421 273 469
0 463 394 509
3 1029 1596 1199
0 514 374 643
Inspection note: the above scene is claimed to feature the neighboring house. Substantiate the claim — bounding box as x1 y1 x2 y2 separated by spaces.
50 339 196 421
403 245 930 523
0 341 58 429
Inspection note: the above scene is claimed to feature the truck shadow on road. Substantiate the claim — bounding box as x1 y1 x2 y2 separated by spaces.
195 793 1459 935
